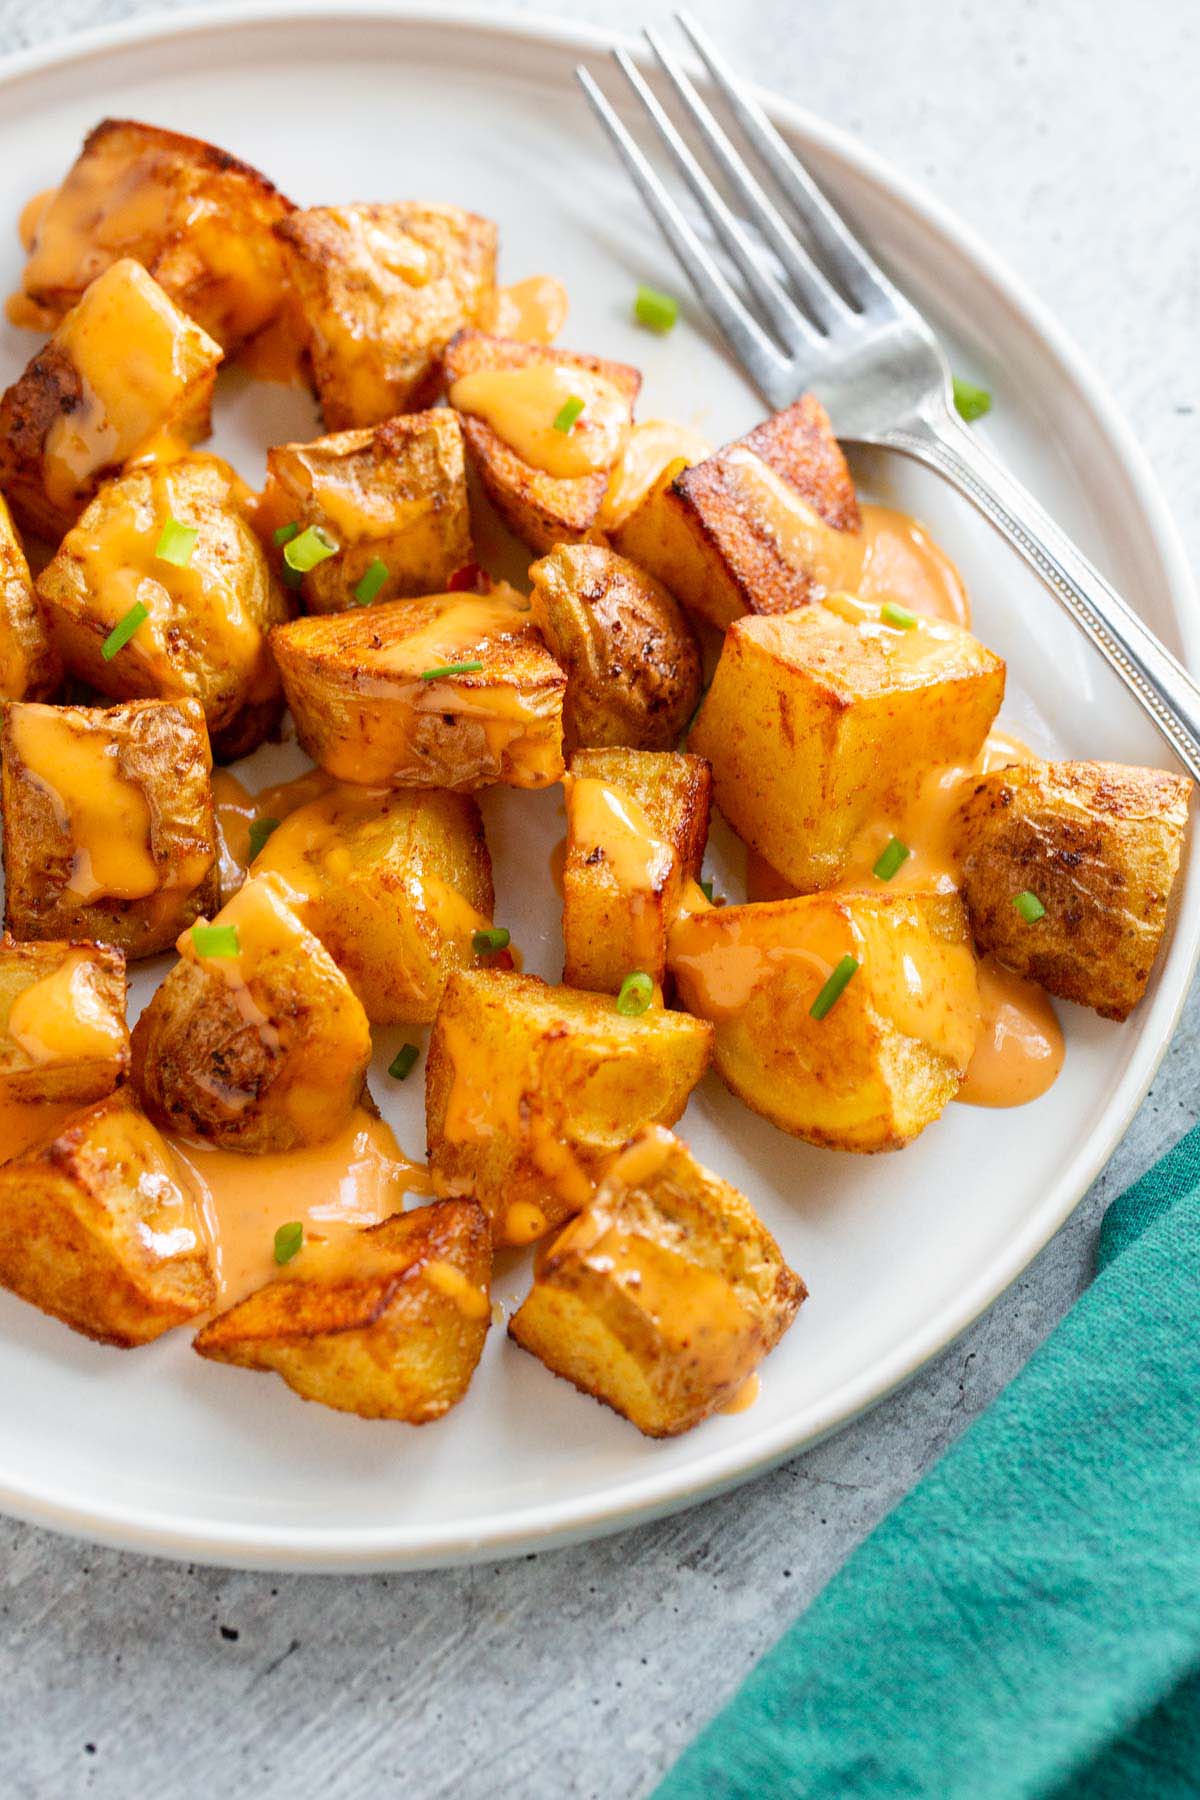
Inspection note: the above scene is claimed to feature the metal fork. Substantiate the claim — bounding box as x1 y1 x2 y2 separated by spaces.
577 14 1200 781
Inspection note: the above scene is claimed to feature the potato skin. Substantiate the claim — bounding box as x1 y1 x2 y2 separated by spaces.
194 1200 491 1422
952 759 1191 1020
0 935 128 1104
0 494 59 701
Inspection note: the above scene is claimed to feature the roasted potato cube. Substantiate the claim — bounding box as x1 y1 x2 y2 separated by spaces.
509 1125 805 1436
952 759 1191 1021
194 1199 490 1421
691 598 1005 892
17 118 294 352
1 697 219 958
0 494 59 700
0 259 223 541
0 936 128 1105
670 890 979 1150
257 411 471 613
444 330 641 551
610 395 859 629
528 543 702 752
251 785 494 1024
563 748 711 993
0 1089 215 1345
37 452 288 760
426 970 713 1246
276 203 497 428
271 587 566 790
132 873 372 1153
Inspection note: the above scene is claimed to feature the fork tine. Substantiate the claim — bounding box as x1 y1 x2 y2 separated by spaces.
574 66 793 406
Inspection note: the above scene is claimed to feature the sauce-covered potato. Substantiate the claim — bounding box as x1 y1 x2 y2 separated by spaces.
0 494 59 701
0 935 128 1106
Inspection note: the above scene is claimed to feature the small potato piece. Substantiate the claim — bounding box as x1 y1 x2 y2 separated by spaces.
257 411 471 613
610 395 859 629
271 587 566 790
0 936 128 1104
0 494 59 700
444 331 641 552
952 759 1191 1021
563 748 711 994
17 118 294 352
277 203 497 428
691 598 1005 893
0 1089 215 1345
37 453 288 759
252 785 494 1024
194 1199 491 1421
509 1126 805 1437
426 969 713 1246
1 698 219 959
528 543 702 751
669 890 979 1151
132 873 372 1153
0 259 223 540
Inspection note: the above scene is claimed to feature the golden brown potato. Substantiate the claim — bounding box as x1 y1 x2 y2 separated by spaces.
194 1199 491 1421
0 259 223 541
610 395 861 629
0 494 59 700
691 597 1005 892
952 759 1191 1021
0 936 128 1105
509 1125 805 1436
16 118 294 352
562 747 711 994
0 1089 215 1345
444 330 641 551
37 452 288 760
131 872 372 1153
256 410 472 613
251 785 494 1024
271 586 566 790
276 203 497 428
528 543 702 751
1 697 219 959
670 890 979 1150
426 969 713 1246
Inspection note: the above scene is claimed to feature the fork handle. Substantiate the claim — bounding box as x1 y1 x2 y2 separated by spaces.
875 407 1200 783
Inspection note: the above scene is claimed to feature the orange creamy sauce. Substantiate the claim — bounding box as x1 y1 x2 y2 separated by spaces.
6 953 125 1065
493 276 569 345
448 364 630 478
211 765 336 898
597 420 712 531
959 956 1064 1107
0 1094 81 1161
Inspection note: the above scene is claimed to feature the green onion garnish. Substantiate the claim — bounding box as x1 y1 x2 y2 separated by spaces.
810 955 860 1021
873 837 911 882
699 877 715 903
273 521 300 546
283 524 338 573
420 660 484 681
247 817 280 861
191 923 240 957
881 601 918 630
472 926 510 955
274 1221 303 1265
388 1043 420 1081
155 517 198 567
100 601 148 661
552 396 585 433
616 971 654 1017
634 285 680 333
952 376 992 423
353 558 388 606
1013 890 1046 923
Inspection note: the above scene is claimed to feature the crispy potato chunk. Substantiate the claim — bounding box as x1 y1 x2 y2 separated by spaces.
563 748 711 993
1 698 219 959
0 936 128 1105
37 453 288 760
271 587 566 790
670 890 979 1150
0 1089 215 1345
251 785 494 1024
952 759 1191 1020
276 203 497 428
0 494 59 700
132 873 372 1153
528 543 702 752
509 1126 805 1436
691 598 1005 892
0 259 223 541
257 411 471 613
444 331 641 551
426 970 713 1246
194 1199 491 1421
610 395 859 628
17 118 294 352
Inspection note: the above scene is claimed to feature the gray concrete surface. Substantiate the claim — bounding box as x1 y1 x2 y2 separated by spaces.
0 0 1196 1794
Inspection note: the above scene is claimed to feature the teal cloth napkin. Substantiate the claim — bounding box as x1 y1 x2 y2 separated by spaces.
655 1124 1200 1800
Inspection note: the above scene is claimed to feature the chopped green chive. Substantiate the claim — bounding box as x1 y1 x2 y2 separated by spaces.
952 376 992 423
699 877 715 903
420 660 484 681
552 396 585 433
155 517 198 567
283 524 338 573
388 1043 420 1081
810 955 860 1021
274 1220 303 1265
472 926 510 955
100 601 148 661
1013 890 1046 923
247 817 280 861
873 837 911 882
616 971 654 1017
634 285 679 334
881 601 918 630
353 557 389 606
191 922 240 957
272 521 300 546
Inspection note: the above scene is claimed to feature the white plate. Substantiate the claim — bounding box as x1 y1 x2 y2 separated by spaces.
0 4 1195 1572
